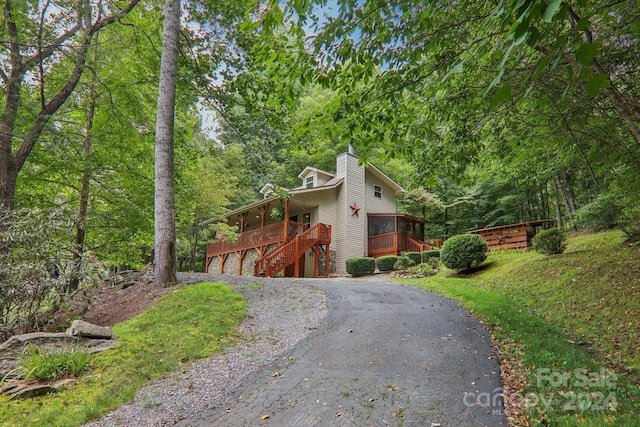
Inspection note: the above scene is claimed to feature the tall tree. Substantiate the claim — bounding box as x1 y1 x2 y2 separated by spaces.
0 0 140 210
154 0 180 286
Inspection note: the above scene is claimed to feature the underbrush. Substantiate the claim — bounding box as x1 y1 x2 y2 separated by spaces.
0 281 246 427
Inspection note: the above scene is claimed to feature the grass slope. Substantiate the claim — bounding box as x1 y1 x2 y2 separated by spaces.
401 231 639 426
0 281 246 427
484 231 640 375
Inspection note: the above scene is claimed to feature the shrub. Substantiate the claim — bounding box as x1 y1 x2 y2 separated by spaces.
406 263 435 276
532 228 567 255
394 254 416 271
575 193 621 231
440 234 487 271
376 256 398 272
346 257 376 276
0 207 102 339
401 252 422 266
619 204 640 243
427 256 441 269
421 249 441 262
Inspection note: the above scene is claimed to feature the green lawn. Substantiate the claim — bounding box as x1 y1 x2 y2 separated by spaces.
400 231 640 426
0 281 246 427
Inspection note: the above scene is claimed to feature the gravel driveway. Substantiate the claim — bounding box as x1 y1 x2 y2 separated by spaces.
88 274 505 427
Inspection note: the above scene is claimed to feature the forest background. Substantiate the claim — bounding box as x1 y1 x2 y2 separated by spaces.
1 0 639 335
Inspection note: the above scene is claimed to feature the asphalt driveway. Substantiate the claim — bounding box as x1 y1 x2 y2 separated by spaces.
176 278 506 427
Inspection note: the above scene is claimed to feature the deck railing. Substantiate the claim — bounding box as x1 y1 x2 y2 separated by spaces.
368 233 431 257
207 221 307 258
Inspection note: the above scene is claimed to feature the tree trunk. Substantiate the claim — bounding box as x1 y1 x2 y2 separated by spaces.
154 0 180 287
552 176 564 229
69 31 99 293
559 170 578 229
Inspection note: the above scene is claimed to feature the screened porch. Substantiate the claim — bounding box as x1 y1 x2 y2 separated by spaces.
367 214 432 258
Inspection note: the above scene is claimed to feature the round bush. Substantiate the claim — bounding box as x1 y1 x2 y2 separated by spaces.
376 256 398 272
440 234 487 271
532 228 567 255
346 257 376 276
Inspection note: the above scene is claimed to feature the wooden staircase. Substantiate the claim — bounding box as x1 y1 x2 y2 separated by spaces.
254 223 331 277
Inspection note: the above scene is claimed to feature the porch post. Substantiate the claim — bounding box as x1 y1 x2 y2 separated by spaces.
238 212 248 233
294 236 300 278
313 243 319 278
284 198 290 240
325 243 330 277
258 204 269 228
258 204 270 242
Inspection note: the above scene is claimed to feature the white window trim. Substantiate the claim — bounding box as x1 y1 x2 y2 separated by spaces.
305 175 314 188
374 184 382 198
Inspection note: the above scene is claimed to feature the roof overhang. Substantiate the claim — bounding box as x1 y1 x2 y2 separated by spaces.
201 195 281 225
366 163 405 196
297 166 336 179
289 178 343 196
368 213 430 224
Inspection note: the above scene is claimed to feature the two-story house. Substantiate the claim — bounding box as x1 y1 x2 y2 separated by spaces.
204 149 431 277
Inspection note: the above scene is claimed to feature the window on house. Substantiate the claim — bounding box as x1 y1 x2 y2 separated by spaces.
305 176 314 189
374 185 382 198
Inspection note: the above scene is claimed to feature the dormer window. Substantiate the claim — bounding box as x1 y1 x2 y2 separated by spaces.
305 175 314 189
374 185 382 199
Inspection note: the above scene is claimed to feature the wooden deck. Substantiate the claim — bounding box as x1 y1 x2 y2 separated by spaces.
207 222 307 259
206 221 331 278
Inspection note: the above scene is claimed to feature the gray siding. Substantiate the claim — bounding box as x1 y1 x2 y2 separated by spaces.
364 173 397 214
335 153 367 271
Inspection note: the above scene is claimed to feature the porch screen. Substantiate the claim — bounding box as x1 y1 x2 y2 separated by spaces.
368 216 395 236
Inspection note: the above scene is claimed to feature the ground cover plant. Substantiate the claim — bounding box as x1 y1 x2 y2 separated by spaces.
0 281 245 427
400 231 640 426
20 344 92 382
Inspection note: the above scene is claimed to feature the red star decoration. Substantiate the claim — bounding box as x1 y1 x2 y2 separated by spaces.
350 201 360 217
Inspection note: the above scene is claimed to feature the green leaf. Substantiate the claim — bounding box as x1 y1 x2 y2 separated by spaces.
576 42 601 67
533 56 551 79
443 61 464 81
576 16 590 31
542 0 563 22
486 69 505 94
491 83 512 106
585 73 611 96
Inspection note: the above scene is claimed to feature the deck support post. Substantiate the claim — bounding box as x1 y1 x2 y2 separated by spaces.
313 243 319 278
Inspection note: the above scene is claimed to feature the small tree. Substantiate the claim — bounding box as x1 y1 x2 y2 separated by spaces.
0 208 102 339
532 228 567 255
440 234 487 271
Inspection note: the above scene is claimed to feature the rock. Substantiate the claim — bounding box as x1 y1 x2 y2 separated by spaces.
1 381 21 394
66 320 112 339
0 327 116 377
8 384 56 400
5 379 75 400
